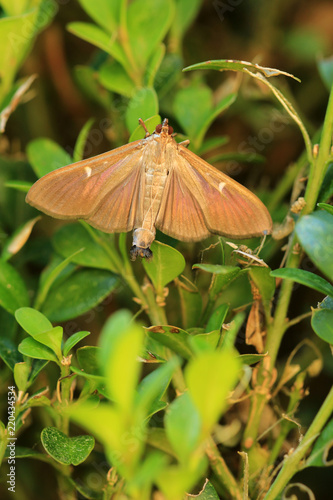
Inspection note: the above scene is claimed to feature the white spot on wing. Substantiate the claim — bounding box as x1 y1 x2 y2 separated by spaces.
218 182 226 193
85 166 92 177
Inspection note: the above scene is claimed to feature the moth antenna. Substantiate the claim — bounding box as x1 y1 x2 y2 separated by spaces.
171 133 177 137
138 118 150 137
179 139 190 148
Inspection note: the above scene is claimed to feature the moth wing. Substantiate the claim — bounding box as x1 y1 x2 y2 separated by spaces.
155 152 211 242
26 140 145 233
156 144 272 241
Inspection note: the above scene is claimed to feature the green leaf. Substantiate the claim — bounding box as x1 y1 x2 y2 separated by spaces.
0 338 23 370
67 22 127 67
317 203 333 215
193 263 239 275
125 87 159 134
67 401 128 464
165 392 201 463
73 118 94 163
196 93 236 150
0 10 39 103
238 353 267 365
219 312 246 351
14 362 30 392
311 308 333 344
0 0 31 16
129 115 162 142
127 0 174 69
185 351 240 434
143 241 185 293
144 44 166 87
206 304 229 333
40 269 118 322
27 138 72 177
145 325 193 359
3 446 47 461
98 60 136 97
74 65 112 109
77 346 101 376
2 216 41 261
0 75 37 133
41 427 95 466
183 59 300 81
28 326 63 360
317 163 333 203
18 337 58 363
306 419 333 467
270 268 333 298
130 451 169 493
176 278 202 329
29 360 49 385
194 480 220 499
283 28 328 63
98 310 144 412
63 331 90 357
171 0 202 41
173 84 236 149
193 264 241 298
15 307 52 335
53 223 117 272
197 136 229 155
76 0 120 32
155 53 183 98
4 180 32 192
136 357 179 416
189 330 222 354
0 260 29 314
249 267 276 303
295 211 333 281
35 248 85 310
156 457 208 500
318 57 333 92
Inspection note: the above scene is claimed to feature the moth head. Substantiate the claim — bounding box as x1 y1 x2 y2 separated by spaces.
155 119 174 136
130 245 153 261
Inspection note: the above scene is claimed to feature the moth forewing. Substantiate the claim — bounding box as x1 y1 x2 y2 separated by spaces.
26 139 144 222
26 118 272 259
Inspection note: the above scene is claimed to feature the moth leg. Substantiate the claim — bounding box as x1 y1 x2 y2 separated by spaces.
138 118 150 138
179 140 190 147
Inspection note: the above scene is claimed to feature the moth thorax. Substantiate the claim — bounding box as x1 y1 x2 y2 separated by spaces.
132 228 156 250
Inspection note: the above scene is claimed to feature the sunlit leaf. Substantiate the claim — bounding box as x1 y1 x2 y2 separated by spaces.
165 392 201 462
185 351 240 434
98 310 144 413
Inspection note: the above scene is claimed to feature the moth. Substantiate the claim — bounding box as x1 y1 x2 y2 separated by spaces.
26 118 272 260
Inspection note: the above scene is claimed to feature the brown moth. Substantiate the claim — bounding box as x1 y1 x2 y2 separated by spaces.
26 118 272 260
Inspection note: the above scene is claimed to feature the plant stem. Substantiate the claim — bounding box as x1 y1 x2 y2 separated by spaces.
303 83 333 214
263 384 333 500
59 364 72 435
143 281 167 325
243 84 333 455
205 437 243 500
